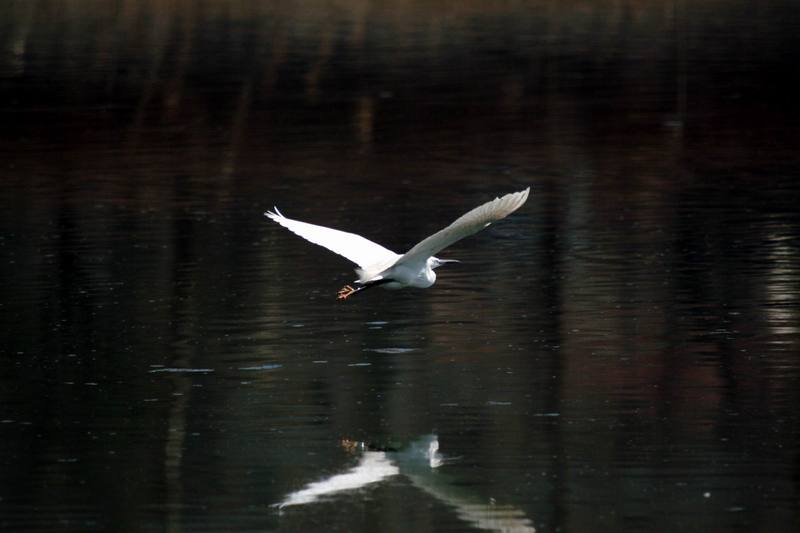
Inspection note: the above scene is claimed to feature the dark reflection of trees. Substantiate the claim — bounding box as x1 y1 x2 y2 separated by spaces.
1 0 799 530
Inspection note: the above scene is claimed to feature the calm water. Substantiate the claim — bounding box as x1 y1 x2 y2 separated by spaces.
2 1 799 531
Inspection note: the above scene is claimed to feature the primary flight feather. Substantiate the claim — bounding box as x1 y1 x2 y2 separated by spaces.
265 187 530 299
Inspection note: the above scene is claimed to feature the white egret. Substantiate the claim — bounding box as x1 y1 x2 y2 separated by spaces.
265 187 529 299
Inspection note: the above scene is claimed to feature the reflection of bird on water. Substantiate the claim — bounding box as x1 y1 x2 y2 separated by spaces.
266 188 530 300
275 435 536 532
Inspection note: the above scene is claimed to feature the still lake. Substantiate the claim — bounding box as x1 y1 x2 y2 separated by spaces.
1 1 799 531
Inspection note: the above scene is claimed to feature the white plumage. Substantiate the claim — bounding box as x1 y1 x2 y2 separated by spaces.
266 187 530 299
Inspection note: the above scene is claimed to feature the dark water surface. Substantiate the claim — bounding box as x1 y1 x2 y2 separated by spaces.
2 1 799 531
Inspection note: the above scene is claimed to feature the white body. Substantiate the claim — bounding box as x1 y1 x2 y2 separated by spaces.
266 187 529 292
379 257 439 289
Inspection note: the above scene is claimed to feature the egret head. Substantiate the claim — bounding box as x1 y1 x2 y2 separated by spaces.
429 257 460 270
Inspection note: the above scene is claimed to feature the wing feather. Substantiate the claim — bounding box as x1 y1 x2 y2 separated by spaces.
265 208 399 269
399 187 530 264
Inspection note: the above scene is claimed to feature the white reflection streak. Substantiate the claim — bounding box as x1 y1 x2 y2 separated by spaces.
426 437 443 468
276 452 399 508
400 438 536 533
765 229 799 334
276 436 536 532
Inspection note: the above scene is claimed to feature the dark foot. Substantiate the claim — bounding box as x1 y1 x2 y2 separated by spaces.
340 438 363 453
337 285 357 300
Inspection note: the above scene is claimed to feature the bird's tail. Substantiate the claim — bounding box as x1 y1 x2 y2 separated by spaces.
355 268 369 283
265 206 285 220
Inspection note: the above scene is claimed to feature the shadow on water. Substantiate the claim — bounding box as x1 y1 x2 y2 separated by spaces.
1 0 800 532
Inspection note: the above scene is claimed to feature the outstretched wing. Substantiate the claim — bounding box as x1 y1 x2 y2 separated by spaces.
265 208 400 269
275 451 399 508
398 187 530 264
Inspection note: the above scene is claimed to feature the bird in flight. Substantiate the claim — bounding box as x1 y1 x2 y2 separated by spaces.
265 187 529 300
